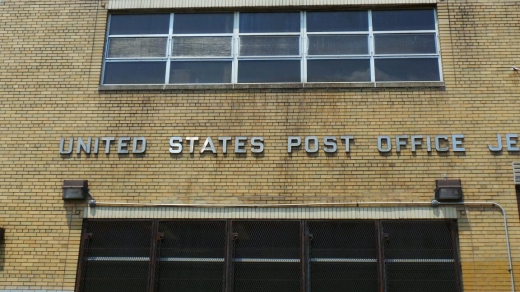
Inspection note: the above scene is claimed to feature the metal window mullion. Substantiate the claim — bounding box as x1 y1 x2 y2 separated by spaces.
372 30 437 34
310 258 378 263
306 31 369 35
307 55 371 59
301 11 306 83
159 257 225 262
232 12 239 84
171 33 233 37
239 32 301 36
105 58 169 61
109 34 170 38
86 256 150 261
169 57 233 61
101 14 113 85
239 55 301 59
385 259 455 263
434 8 444 82
374 54 440 58
368 10 375 83
164 13 174 85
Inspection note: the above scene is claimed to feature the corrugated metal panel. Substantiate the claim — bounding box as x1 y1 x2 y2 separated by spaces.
84 206 457 219
108 0 437 9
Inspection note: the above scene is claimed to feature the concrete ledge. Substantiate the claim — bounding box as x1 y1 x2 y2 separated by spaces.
99 82 445 91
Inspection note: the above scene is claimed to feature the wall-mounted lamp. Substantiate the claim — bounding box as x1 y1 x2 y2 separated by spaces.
0 227 4 241
435 179 463 202
62 180 88 200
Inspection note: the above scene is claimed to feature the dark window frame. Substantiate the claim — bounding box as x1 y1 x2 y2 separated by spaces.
75 219 461 292
101 9 441 85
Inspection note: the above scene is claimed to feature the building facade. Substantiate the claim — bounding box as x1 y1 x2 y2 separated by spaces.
1 0 520 291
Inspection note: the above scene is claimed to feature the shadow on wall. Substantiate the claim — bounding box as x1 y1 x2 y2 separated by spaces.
64 205 85 232
0 229 4 271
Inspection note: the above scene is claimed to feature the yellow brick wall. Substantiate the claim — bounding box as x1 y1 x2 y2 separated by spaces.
1 0 520 290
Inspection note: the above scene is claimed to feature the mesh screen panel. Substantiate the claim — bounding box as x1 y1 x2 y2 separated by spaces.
83 220 153 258
81 261 150 292
382 221 455 259
233 262 301 292
156 221 226 292
385 263 459 292
308 221 378 292
79 220 154 292
233 221 301 258
232 221 302 292
156 262 224 292
76 219 460 292
382 221 459 292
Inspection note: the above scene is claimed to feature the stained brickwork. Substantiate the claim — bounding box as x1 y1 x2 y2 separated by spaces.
1 0 520 291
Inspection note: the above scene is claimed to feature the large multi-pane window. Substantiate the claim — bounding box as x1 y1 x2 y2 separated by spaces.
102 9 441 85
76 219 460 292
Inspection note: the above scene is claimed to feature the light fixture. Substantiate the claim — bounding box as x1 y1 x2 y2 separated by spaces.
435 179 463 202
0 227 4 241
62 180 88 200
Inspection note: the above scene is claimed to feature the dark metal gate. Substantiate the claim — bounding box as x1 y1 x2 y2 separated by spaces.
76 219 460 292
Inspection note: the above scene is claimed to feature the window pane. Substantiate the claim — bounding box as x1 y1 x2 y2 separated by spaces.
307 59 370 82
109 14 170 35
238 60 300 83
240 36 299 56
308 35 368 55
239 12 300 33
108 37 167 58
375 58 440 81
173 13 234 34
173 37 232 57
307 11 368 32
104 62 166 84
372 10 436 31
375 34 436 54
170 61 232 84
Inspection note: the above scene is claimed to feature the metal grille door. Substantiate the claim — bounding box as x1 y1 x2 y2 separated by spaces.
156 220 227 292
78 220 154 292
232 221 302 292
381 221 460 292
307 221 379 292
76 219 461 292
